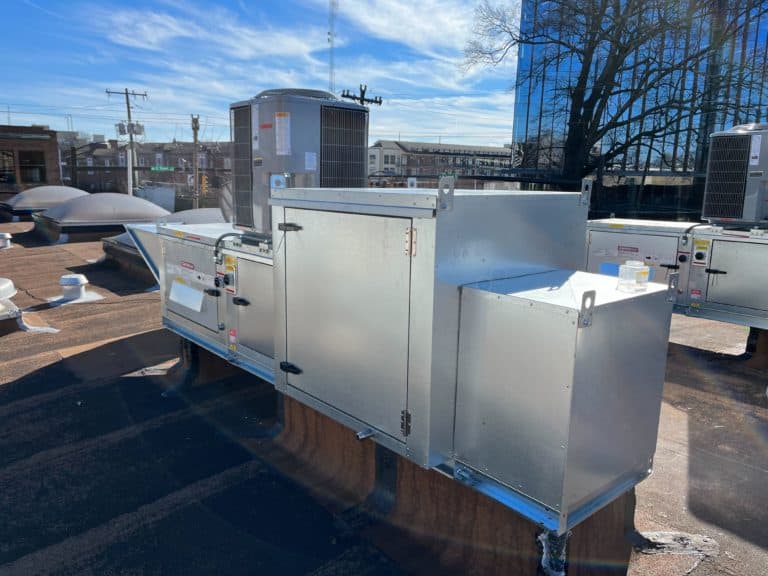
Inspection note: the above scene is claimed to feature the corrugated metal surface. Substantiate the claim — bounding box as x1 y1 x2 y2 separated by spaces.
702 134 750 219
320 106 368 188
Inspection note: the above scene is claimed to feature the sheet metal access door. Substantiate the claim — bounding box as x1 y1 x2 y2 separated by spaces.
706 240 768 310
163 238 219 333
281 208 412 441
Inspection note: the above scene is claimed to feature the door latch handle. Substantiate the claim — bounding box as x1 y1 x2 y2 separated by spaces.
279 361 302 375
204 288 221 297
232 297 250 306
705 268 727 275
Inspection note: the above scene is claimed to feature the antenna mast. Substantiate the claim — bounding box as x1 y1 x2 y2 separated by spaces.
328 0 338 94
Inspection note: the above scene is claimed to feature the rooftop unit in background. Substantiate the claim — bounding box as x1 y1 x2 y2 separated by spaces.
702 124 768 226
230 89 368 232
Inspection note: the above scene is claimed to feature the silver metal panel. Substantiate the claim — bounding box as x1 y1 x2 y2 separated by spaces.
455 270 671 521
588 219 701 233
125 224 161 282
158 222 239 245
455 286 577 512
234 257 274 358
271 187 439 210
587 230 681 283
706 240 768 310
434 193 587 286
565 290 671 513
162 238 219 332
283 207 412 440
266 198 434 219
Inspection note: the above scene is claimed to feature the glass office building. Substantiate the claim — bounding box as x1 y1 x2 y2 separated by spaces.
512 1 768 176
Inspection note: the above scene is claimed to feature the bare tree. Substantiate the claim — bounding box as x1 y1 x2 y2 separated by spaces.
465 0 768 183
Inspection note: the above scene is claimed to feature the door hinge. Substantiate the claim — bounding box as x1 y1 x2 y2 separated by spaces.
404 227 417 257
400 409 411 437
278 222 303 232
279 361 303 375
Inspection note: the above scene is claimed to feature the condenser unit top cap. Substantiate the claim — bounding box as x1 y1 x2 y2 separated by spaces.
254 88 337 101
724 123 768 133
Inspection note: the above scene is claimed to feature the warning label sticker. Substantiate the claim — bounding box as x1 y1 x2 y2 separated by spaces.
275 112 291 156
750 134 762 166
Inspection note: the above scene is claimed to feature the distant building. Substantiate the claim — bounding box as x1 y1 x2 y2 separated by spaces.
71 140 231 204
0 125 61 194
368 140 516 185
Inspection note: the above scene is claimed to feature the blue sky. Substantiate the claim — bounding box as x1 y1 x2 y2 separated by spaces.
1 0 517 146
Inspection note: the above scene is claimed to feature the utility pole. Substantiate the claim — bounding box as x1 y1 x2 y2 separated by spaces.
106 88 147 195
340 84 383 106
191 114 200 209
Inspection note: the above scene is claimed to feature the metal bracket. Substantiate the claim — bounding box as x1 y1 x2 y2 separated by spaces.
400 409 411 437
437 175 455 211
666 273 679 303
579 290 596 328
356 428 376 441
454 465 478 487
580 178 593 206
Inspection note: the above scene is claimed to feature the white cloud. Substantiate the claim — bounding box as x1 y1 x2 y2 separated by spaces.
369 92 516 146
102 10 202 51
332 0 481 58
93 5 328 61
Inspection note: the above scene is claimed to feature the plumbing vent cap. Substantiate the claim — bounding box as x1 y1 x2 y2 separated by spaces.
60 274 89 287
60 273 89 301
0 277 17 300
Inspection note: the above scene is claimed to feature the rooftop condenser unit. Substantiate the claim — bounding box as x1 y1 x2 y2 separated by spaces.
702 124 768 225
230 88 369 232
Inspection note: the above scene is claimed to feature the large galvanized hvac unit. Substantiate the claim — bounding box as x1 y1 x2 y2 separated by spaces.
271 186 592 468
230 89 368 232
703 124 768 225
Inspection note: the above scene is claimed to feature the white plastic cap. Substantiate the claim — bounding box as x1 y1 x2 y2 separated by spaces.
59 273 89 287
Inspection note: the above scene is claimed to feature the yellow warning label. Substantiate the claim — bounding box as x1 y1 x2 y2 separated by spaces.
174 230 184 238
693 239 710 250
608 223 625 229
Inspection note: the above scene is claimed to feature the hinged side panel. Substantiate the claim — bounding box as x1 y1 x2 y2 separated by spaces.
281 207 413 441
454 287 576 513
